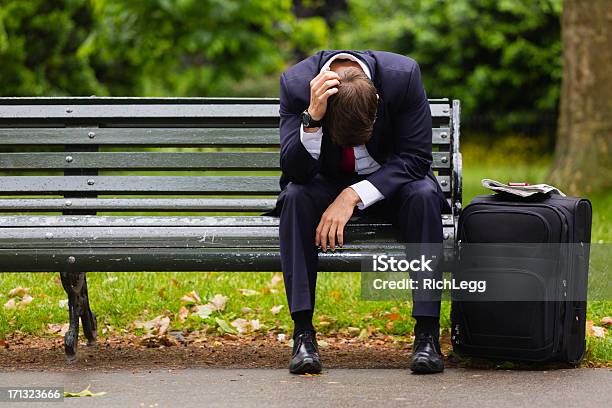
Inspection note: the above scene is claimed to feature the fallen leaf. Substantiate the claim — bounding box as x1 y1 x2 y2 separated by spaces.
47 323 69 336
271 305 284 315
385 312 401 321
209 294 228 311
601 317 612 327
195 304 214 319
180 291 201 305
241 307 253 314
103 276 118 284
64 385 106 398
177 306 189 323
136 315 170 336
158 286 167 299
348 327 360 337
8 287 28 298
250 319 261 331
586 320 607 338
58 299 69 309
358 328 369 340
140 334 178 348
18 295 33 307
157 316 171 336
215 318 236 334
238 289 258 296
231 318 250 334
270 273 283 287
318 340 329 348
591 325 607 338
328 290 342 300
277 333 286 343
3 298 16 310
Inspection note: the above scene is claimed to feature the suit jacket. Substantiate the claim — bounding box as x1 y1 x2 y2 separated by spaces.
279 49 443 202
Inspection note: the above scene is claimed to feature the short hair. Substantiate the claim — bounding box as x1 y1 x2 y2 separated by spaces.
323 67 378 147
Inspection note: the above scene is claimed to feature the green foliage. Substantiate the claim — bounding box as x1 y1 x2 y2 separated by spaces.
83 0 296 96
333 0 563 131
0 0 102 95
0 0 297 96
0 0 564 131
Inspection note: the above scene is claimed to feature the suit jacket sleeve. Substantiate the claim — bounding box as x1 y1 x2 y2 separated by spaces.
365 63 433 198
278 73 320 184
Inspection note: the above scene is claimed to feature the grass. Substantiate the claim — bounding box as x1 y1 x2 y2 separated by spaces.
0 141 610 365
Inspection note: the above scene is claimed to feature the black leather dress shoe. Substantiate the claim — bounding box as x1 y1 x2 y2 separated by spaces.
289 331 323 374
410 333 444 374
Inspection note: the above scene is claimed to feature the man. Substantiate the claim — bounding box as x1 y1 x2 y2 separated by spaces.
275 50 448 374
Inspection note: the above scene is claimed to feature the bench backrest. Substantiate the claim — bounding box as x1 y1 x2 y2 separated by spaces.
0 97 461 219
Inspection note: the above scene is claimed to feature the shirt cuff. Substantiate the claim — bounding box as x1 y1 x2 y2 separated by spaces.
300 125 323 159
350 180 385 210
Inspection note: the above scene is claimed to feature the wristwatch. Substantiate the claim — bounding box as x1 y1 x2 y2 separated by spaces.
301 110 322 128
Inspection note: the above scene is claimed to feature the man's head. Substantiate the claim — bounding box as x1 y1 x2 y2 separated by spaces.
322 66 378 147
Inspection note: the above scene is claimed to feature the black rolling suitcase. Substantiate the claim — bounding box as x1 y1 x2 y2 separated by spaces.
451 193 592 364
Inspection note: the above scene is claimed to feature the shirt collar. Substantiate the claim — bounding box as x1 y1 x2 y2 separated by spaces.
320 52 372 80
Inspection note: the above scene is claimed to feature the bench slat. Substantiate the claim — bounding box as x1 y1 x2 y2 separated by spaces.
0 126 452 146
0 101 450 119
0 152 281 170
0 247 410 272
0 128 281 146
0 226 401 248
0 198 278 212
0 104 280 119
0 175 451 194
0 151 450 169
0 97 280 105
0 226 454 249
0 215 455 227
0 176 280 195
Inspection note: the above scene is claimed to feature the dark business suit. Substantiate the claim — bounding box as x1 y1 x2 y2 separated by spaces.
275 50 448 317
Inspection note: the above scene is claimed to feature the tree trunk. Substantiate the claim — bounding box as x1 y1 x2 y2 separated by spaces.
549 0 612 195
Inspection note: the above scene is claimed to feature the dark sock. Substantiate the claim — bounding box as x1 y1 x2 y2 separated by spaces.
414 316 440 338
292 310 314 338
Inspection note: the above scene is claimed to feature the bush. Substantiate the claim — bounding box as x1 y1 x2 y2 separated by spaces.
331 0 563 133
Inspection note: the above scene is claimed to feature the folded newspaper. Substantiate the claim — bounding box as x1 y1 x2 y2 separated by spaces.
481 179 566 198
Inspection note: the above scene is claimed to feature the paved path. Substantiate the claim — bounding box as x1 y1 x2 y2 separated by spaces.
0 368 609 407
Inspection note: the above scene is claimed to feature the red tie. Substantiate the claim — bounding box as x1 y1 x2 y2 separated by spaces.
340 147 355 173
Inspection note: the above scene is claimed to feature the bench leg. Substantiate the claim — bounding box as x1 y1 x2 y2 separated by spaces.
60 271 97 363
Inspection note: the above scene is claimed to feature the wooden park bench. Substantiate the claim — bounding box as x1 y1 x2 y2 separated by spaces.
0 97 462 362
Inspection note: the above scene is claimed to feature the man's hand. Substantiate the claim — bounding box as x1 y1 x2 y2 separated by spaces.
307 69 341 125
316 187 361 252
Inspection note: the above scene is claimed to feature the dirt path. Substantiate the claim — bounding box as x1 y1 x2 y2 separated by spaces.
0 333 416 371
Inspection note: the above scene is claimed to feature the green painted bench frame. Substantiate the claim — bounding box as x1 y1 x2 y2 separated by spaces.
0 97 462 361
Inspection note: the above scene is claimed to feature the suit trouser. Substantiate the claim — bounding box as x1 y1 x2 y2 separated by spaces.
277 173 444 317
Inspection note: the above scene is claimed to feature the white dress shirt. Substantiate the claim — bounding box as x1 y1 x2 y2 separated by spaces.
300 52 384 210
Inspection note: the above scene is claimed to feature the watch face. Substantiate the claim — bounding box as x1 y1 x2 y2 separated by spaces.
301 111 310 127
